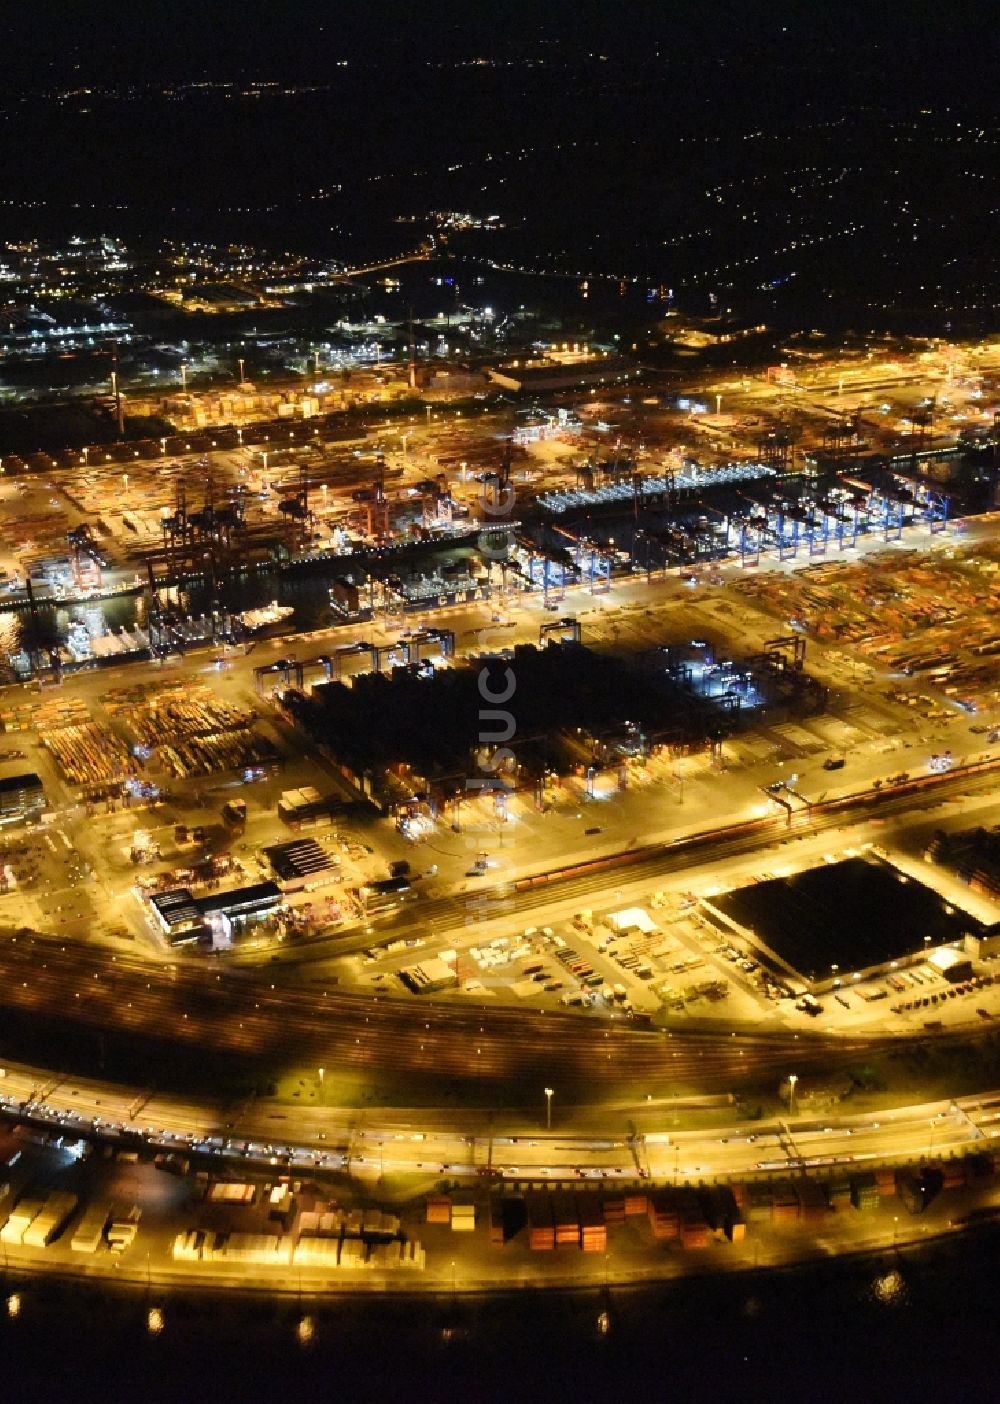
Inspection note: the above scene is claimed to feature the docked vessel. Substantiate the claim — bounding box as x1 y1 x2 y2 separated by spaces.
239 601 295 632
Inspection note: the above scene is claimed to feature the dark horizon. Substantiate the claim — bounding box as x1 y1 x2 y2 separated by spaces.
0 2 997 336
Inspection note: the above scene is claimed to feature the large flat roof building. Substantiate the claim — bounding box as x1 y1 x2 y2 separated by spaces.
399 958 458 995
0 772 44 820
196 882 282 922
706 855 983 992
150 881 283 944
488 357 632 393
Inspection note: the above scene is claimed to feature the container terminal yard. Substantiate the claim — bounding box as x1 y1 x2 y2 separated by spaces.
9 8 1000 1392
3 1073 1000 1298
9 7 1000 1391
0 321 999 1313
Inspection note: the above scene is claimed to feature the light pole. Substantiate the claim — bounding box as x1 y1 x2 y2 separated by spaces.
544 1086 554 1131
238 357 245 386
180 362 187 393
787 1073 798 1115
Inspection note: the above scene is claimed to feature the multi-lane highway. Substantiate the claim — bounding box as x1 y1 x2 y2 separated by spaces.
1 1057 997 1186
0 760 996 1115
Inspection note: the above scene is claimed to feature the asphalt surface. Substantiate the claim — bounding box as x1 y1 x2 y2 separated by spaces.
248 753 1000 969
2 1057 998 1185
0 761 996 1115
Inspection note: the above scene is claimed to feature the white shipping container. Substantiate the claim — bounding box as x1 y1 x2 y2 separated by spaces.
292 1236 341 1266
20 1196 75 1249
71 1224 105 1254
338 1239 368 1268
71 1202 111 1254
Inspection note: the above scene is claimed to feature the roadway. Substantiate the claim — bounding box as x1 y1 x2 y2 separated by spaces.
0 758 996 1114
241 751 1000 970
1 1057 998 1186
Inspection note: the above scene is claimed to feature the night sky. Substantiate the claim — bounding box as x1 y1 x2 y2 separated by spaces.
0 3 998 329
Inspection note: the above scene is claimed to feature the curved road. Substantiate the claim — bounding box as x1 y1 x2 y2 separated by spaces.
0 760 996 1108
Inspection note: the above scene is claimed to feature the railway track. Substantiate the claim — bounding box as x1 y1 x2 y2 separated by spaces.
0 933 879 1101
256 755 1000 968
0 759 993 1106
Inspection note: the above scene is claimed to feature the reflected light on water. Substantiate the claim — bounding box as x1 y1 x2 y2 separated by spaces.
0 612 21 662
869 1269 908 1307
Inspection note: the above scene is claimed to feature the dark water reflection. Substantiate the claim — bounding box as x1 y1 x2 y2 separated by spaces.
0 1232 993 1403
4 569 343 663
